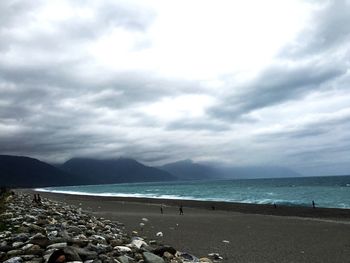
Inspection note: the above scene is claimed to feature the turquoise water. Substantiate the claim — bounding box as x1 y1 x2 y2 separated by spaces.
39 175 350 209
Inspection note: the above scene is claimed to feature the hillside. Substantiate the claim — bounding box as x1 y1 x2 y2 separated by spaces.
0 155 78 187
60 157 177 184
159 159 217 180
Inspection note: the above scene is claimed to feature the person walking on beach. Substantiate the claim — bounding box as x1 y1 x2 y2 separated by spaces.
33 194 37 203
160 205 163 214
179 205 184 215
312 200 316 209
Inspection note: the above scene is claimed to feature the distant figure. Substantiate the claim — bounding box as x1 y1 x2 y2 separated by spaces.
160 205 163 214
33 194 37 203
273 203 277 209
37 194 42 204
211 205 215 210
312 200 316 209
179 205 184 215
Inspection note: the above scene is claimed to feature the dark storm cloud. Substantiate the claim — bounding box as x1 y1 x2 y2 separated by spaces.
210 63 345 120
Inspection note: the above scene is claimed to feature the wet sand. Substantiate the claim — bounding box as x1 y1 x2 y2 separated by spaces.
24 190 350 263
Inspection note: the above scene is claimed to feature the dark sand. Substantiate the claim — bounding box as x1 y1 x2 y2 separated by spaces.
23 190 350 263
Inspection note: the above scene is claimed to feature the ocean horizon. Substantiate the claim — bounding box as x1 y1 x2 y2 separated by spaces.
38 175 350 209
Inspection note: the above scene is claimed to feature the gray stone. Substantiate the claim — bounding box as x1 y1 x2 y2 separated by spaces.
24 260 43 263
14 233 29 242
7 249 23 256
67 226 82 234
153 246 177 257
163 252 173 260
30 233 49 248
21 255 36 260
25 244 43 255
3 256 23 263
70 238 89 248
27 224 45 233
72 247 98 261
12 242 24 248
142 252 165 263
86 243 111 254
0 241 11 252
116 255 129 263
47 231 58 239
22 244 34 251
64 247 82 262
178 252 200 262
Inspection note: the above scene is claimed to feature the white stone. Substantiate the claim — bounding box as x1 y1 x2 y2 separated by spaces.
131 239 147 249
3 257 23 263
22 243 34 250
47 242 67 249
12 242 24 248
91 235 105 241
114 246 132 252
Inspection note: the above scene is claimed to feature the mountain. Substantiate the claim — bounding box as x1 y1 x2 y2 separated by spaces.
0 155 79 187
60 157 177 184
159 159 302 180
159 159 217 180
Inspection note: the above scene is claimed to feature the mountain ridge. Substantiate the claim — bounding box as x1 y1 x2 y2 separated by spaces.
1 155 302 188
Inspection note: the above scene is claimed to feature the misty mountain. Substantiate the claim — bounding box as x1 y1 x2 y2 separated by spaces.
159 159 217 180
159 159 301 180
0 155 79 187
60 157 177 184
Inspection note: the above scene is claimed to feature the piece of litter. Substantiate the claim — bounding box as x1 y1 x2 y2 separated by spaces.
156 232 163 237
222 240 230 243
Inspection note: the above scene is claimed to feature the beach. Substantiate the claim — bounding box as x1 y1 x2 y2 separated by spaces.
24 190 350 263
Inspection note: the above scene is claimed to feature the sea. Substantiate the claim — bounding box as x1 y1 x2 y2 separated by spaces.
38 175 350 209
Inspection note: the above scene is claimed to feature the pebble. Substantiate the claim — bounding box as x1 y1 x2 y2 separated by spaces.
0 193 217 263
143 251 165 263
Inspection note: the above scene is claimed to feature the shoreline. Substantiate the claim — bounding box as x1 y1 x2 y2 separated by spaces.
31 189 350 221
15 189 350 262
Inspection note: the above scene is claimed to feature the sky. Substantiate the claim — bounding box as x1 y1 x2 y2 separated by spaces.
0 0 350 176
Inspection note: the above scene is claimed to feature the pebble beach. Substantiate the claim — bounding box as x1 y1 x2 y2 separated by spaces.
1 190 350 263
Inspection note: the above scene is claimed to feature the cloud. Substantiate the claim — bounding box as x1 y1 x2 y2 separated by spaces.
283 0 350 57
210 61 345 120
0 0 350 176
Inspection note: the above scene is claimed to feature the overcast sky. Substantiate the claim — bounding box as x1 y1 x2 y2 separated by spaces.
1 0 350 176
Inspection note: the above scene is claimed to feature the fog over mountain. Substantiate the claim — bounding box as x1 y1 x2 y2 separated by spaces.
1 1 350 176
159 159 301 180
0 155 304 188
